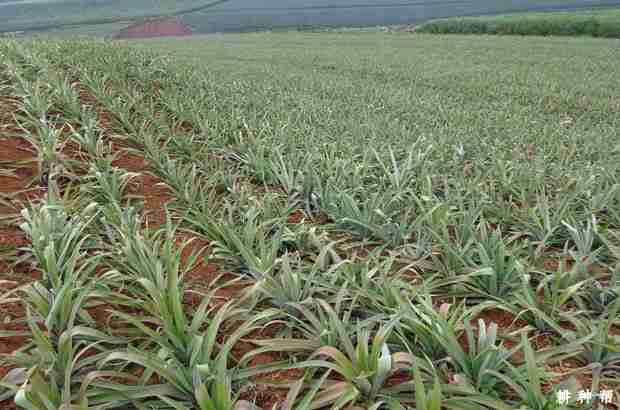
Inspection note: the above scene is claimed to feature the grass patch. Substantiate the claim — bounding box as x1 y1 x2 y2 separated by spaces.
417 8 620 38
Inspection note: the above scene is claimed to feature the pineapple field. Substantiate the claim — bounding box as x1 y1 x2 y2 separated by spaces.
0 33 619 409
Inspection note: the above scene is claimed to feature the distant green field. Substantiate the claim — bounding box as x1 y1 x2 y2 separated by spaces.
418 8 620 37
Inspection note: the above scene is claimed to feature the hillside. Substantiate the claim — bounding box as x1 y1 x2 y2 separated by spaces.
0 0 225 33
184 0 620 33
3 0 620 34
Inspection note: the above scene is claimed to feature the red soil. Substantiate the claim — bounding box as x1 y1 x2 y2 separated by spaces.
0 107 40 266
287 209 330 226
0 167 35 194
112 148 148 172
0 97 21 138
140 174 175 227
115 18 192 40
73 81 116 135
61 139 89 164
108 146 174 228
0 96 50 409
474 307 528 331
0 320 28 355
0 138 34 161
234 325 304 409
287 210 305 224
0 226 28 249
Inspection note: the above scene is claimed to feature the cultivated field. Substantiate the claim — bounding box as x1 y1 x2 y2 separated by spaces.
418 8 620 37
4 0 620 34
0 33 620 409
183 0 620 33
